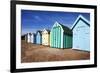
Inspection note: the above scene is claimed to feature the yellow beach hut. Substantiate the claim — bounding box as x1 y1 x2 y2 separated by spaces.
42 29 50 46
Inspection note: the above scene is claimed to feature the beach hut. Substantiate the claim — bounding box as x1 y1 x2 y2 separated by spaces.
42 29 50 46
72 15 90 51
36 31 42 44
30 33 36 44
50 22 72 48
27 33 31 43
26 33 36 43
21 34 27 41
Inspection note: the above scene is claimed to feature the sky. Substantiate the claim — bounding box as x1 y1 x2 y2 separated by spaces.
21 10 90 35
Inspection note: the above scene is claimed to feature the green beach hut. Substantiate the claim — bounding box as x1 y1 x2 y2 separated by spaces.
50 22 72 49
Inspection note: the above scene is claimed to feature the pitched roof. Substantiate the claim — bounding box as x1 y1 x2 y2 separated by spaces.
27 33 35 36
71 15 90 30
29 33 32 35
21 34 27 37
42 29 50 34
56 22 72 35
36 30 42 35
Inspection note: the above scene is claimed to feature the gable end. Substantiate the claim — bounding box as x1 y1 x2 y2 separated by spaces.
72 18 90 30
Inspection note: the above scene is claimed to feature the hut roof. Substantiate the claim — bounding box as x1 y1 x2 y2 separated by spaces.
57 22 72 35
71 15 90 30
36 30 42 35
42 29 50 34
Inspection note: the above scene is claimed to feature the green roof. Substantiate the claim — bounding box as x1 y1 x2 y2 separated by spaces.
58 22 72 35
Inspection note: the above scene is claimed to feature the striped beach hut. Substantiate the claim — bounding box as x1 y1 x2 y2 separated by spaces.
50 22 72 48
26 33 36 43
36 31 42 44
72 15 90 51
42 29 50 46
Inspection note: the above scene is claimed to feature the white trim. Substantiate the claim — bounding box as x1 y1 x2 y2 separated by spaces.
52 22 64 48
71 15 90 29
61 30 64 48
16 4 95 69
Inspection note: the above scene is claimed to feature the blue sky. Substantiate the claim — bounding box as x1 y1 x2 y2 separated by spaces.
21 10 90 35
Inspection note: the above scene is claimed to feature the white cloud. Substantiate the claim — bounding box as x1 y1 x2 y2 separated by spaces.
34 16 42 21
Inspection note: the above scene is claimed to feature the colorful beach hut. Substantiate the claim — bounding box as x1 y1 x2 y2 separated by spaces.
72 15 90 51
36 31 42 44
26 33 36 43
30 33 36 44
50 22 72 48
42 29 50 46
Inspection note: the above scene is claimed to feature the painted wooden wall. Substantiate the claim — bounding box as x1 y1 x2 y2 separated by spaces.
27 33 31 43
50 22 72 48
36 31 42 44
30 33 33 43
26 33 36 43
63 34 72 48
72 15 90 51
30 33 36 44
50 22 63 48
42 29 50 46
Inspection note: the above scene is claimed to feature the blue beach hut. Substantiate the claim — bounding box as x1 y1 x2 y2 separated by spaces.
36 31 42 44
72 15 90 51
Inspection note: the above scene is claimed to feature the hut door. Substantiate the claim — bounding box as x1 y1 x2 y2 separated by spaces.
57 26 61 48
53 27 56 47
55 26 61 48
53 27 57 48
51 26 61 48
73 29 79 49
79 26 90 51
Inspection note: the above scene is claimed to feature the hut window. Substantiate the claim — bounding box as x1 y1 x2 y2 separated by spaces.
77 26 85 28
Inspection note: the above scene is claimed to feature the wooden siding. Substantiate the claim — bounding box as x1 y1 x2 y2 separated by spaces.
50 22 72 48
36 31 42 44
42 29 50 46
72 15 90 51
27 33 31 43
